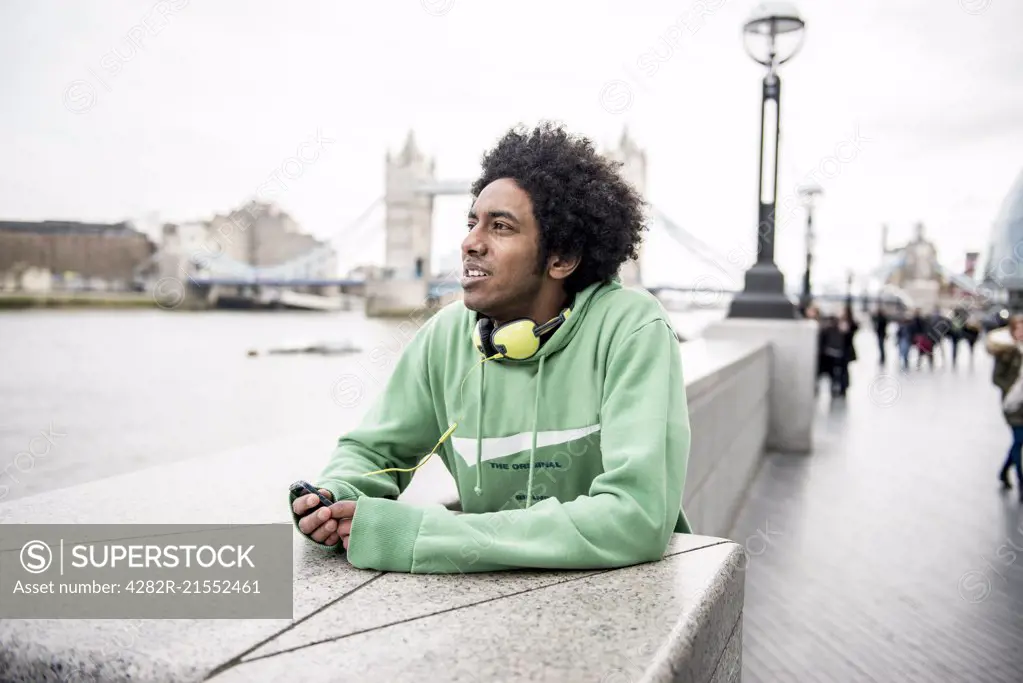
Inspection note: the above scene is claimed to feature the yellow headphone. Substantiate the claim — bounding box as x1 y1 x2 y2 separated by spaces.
361 307 571 479
472 308 572 360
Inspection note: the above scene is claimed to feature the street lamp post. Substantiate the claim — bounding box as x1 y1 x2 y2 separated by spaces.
728 2 807 319
798 182 822 313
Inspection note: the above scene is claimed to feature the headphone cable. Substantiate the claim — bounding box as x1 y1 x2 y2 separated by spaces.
361 353 499 477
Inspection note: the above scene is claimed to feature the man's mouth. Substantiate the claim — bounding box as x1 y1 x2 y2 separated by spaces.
461 265 490 290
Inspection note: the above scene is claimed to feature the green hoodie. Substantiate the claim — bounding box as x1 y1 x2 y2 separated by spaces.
291 279 692 573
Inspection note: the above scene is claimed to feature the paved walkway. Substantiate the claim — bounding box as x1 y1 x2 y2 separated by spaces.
728 329 1023 682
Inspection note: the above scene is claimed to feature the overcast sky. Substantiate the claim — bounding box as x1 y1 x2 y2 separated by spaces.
2 0 1021 291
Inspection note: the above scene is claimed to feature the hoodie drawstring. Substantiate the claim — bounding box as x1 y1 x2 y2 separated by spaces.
474 361 486 496
525 354 545 509
472 353 545 507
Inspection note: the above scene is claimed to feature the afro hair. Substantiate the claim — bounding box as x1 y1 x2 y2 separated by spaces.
470 121 647 295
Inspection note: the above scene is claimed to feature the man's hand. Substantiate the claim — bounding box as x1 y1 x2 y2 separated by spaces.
292 490 358 550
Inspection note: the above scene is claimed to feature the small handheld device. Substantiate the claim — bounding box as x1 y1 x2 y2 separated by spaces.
289 480 334 512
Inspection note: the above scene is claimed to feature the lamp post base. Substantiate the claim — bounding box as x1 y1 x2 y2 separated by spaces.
727 262 800 319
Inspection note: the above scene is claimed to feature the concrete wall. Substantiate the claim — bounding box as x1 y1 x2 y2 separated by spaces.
677 338 770 538
702 319 816 453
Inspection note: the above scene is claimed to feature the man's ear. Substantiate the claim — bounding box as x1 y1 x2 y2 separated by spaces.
547 253 580 281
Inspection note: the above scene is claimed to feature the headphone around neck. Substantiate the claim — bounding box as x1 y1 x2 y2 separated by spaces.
472 308 572 360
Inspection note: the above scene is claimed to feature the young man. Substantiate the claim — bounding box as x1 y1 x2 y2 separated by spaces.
290 122 692 573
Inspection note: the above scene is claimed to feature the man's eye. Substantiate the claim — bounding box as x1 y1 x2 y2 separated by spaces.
494 223 509 230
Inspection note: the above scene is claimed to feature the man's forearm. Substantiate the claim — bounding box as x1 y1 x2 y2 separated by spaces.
346 492 677 574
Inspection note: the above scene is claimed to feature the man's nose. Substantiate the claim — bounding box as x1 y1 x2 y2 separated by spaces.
462 224 487 256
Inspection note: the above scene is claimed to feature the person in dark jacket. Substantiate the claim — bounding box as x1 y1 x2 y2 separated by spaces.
842 306 859 387
912 308 935 370
819 315 843 395
821 306 858 397
872 307 889 366
962 313 981 365
929 309 952 367
947 306 969 369
988 314 1023 500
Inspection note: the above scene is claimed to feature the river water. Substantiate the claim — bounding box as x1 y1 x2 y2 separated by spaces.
0 304 724 504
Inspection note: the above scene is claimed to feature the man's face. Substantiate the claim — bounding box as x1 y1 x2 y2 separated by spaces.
461 178 545 320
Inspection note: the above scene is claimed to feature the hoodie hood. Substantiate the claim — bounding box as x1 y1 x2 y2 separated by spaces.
472 278 621 363
533 279 620 358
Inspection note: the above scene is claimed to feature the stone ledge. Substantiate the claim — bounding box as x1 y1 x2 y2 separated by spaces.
0 534 743 683
0 429 744 682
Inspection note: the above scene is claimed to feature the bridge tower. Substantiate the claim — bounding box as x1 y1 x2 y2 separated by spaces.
366 131 437 316
606 127 648 288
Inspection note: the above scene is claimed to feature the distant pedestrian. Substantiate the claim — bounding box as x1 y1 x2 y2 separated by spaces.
897 311 915 371
947 307 967 369
820 315 842 396
987 314 1023 500
929 308 950 367
872 307 889 366
962 313 981 365
806 304 827 396
912 309 935 371
821 307 858 397
839 306 859 388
